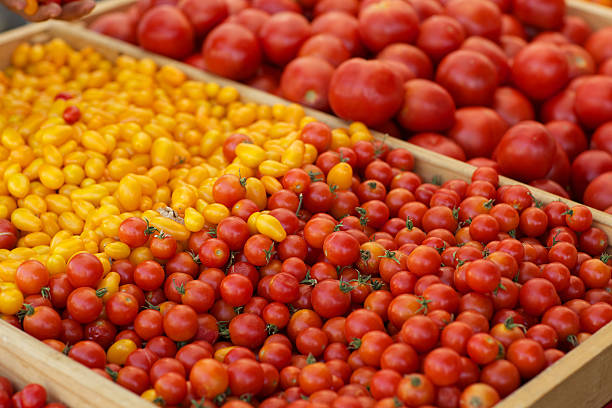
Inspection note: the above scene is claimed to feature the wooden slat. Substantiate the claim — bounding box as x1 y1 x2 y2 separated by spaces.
566 0 612 29
79 0 136 24
0 319 155 408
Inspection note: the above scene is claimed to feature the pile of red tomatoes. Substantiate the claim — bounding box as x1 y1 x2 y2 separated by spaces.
88 0 612 206
6 132 612 408
0 378 65 408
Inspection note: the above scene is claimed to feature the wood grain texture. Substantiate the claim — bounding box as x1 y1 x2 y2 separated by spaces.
0 319 155 408
0 19 611 408
567 0 612 29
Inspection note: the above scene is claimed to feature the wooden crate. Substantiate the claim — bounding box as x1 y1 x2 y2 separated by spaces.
567 0 612 29
0 20 611 408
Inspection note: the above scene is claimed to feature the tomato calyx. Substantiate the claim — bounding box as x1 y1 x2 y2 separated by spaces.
187 249 201 264
154 230 170 240
217 321 230 340
470 396 483 407
452 207 459 221
152 396 165 406
300 270 318 286
392 396 403 407
233 306 244 315
348 337 362 350
176 341 189 350
435 242 447 255
95 288 108 298
214 388 231 406
40 286 50 299
308 170 323 182
416 296 432 314
264 243 276 264
461 217 473 227
296 193 304 216
492 281 506 296
432 175 443 186
329 184 339 197
226 251 239 272
206 226 217 238
306 353 317 364
339 278 355 294
566 334 578 348
143 218 159 236
239 393 254 403
191 398 207 408
484 199 495 209
496 342 505 360
356 207 369 227
508 229 517 239
528 192 544 208
16 303 35 322
379 250 400 264
173 279 185 295
503 316 526 333
266 323 279 335
482 248 490 259
105 366 118 381
62 344 72 355
410 375 422 387
406 217 414 230
333 222 344 232
601 253 610 263
360 249 371 262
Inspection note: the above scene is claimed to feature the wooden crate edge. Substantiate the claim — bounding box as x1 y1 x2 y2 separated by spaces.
566 0 612 30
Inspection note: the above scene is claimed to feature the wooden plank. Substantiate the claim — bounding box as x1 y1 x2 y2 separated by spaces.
496 320 612 408
79 0 135 24
567 0 612 30
0 319 155 408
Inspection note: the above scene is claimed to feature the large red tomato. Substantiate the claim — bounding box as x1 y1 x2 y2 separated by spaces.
203 23 261 80
540 90 578 124
178 0 228 37
492 87 534 126
228 8 271 35
314 0 360 16
406 0 443 21
90 12 138 44
252 0 301 14
574 76 612 130
494 121 556 182
377 44 433 79
280 57 335 111
448 107 507 159
529 179 569 199
591 122 612 156
259 12 311 66
546 120 588 161
561 44 596 80
445 0 502 41
408 133 467 161
397 79 455 133
358 0 419 53
570 150 612 201
329 58 404 127
584 27 612 66
460 36 510 85
435 50 498 107
298 34 350 67
137 5 194 59
311 11 364 57
545 142 571 186
417 15 465 62
511 43 569 101
584 172 612 210
561 15 592 45
499 34 527 57
512 0 565 30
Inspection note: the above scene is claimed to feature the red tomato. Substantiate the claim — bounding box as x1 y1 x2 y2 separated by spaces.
585 27 612 66
178 0 227 37
137 5 194 59
492 87 534 127
89 12 138 44
562 44 596 80
358 0 419 53
512 0 565 30
397 79 455 133
435 50 498 107
229 8 270 35
406 0 443 21
416 15 465 62
408 133 466 161
571 150 612 201
280 57 334 111
546 120 587 162
377 43 433 79
298 34 350 67
448 107 507 159
511 43 569 101
311 11 364 57
252 0 301 14
445 0 502 41
203 23 261 80
584 172 612 211
259 12 311 66
314 0 359 16
495 121 556 182
461 36 510 85
329 58 404 127
574 76 612 130
0 219 17 249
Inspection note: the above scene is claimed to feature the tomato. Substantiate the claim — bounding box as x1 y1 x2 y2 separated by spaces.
408 133 466 161
397 79 455 133
311 279 352 319
203 23 261 80
445 0 501 41
397 374 435 406
491 87 534 127
90 12 138 44
178 0 227 37
229 313 267 348
68 340 106 369
575 76 612 131
280 57 334 111
259 12 311 66
298 34 350 68
449 107 507 159
519 278 560 316
0 219 17 249
244 234 275 266
17 384 47 408
578 259 611 289
417 15 465 62
105 292 139 326
572 150 612 202
580 302 612 333
377 44 432 81
22 305 61 340
311 11 364 57
435 50 498 107
191 358 229 399
400 315 439 353
137 5 194 59
495 121 556 182
459 383 500 408
423 347 461 386
513 0 565 30
506 338 546 379
511 43 569 101
66 253 104 289
314 0 359 16
584 26 612 66
252 0 301 14
228 358 264 396
134 260 165 291
358 0 419 53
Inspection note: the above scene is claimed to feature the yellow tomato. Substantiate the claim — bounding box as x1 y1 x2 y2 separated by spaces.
107 339 137 365
327 162 353 190
256 213 286 242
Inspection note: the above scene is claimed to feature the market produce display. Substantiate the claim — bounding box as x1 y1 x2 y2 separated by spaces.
0 39 612 408
87 0 612 206
0 377 65 408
